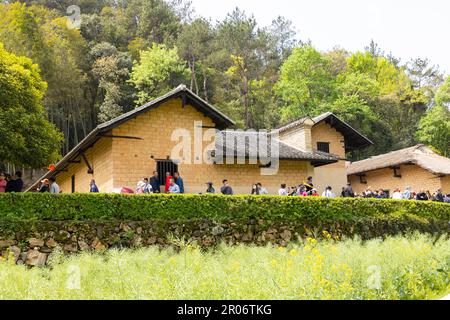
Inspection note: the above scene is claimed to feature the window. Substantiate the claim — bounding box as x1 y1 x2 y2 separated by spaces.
71 175 75 193
156 160 178 185
392 167 402 178
357 174 367 184
317 142 330 153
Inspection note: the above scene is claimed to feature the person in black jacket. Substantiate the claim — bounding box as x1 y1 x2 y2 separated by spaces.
149 171 161 193
434 188 444 202
5 171 23 192
415 190 428 201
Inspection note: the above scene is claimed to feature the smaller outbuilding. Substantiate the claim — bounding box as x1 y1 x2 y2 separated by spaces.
347 145 450 195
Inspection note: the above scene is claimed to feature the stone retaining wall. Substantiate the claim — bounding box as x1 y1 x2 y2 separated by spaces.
0 219 447 266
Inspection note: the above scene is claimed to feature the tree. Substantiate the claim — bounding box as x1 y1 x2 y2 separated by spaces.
274 45 336 121
129 43 189 104
416 105 450 156
177 18 214 96
435 76 450 107
0 43 62 167
0 3 91 153
90 42 132 123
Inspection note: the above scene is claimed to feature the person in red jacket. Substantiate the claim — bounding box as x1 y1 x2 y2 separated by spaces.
164 172 173 193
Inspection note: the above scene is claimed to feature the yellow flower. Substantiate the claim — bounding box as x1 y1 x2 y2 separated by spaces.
277 247 286 252
271 259 278 268
286 259 294 267
168 257 177 265
322 230 332 239
307 237 318 245
289 249 298 256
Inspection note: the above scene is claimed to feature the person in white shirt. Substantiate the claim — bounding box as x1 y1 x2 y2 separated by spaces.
168 179 180 193
392 188 402 200
49 177 60 194
278 184 288 196
322 186 335 198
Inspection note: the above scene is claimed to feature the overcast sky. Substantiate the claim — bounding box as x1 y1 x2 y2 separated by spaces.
190 0 449 74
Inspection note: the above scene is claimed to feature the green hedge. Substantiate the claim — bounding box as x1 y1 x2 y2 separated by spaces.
0 193 449 223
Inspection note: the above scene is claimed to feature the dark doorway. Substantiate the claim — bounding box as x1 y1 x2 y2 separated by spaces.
156 160 178 186
71 175 75 193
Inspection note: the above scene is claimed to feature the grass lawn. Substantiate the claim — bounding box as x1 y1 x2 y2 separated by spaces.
0 233 448 300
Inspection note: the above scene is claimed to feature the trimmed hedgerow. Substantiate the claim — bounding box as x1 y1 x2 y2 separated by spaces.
0 193 449 224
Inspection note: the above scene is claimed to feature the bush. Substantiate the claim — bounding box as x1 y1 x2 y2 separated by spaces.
0 193 449 223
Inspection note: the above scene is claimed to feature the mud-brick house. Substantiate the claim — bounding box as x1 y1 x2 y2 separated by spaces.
28 85 371 194
347 145 450 195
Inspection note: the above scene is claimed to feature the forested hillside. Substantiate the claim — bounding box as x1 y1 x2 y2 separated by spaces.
0 0 449 168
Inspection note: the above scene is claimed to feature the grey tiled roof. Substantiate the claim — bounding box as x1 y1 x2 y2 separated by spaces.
347 145 450 176
277 112 373 150
211 131 339 162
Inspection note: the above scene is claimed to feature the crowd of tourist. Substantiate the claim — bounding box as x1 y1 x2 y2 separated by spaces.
0 171 23 193
2 169 450 203
354 185 449 203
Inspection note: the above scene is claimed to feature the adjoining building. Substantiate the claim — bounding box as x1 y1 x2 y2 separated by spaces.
347 145 450 195
28 85 371 194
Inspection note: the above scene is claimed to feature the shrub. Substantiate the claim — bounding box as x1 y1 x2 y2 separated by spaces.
0 193 448 223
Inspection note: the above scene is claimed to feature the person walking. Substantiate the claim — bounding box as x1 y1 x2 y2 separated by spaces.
444 194 450 204
205 182 215 194
49 177 60 194
0 173 6 193
38 179 50 192
416 189 428 201
136 178 147 194
278 184 288 196
434 188 444 202
392 188 402 200
342 183 355 197
304 176 314 194
402 186 412 200
90 179 99 193
143 178 153 193
174 172 184 193
150 171 161 193
168 178 180 194
164 172 173 193
221 179 233 195
6 171 23 193
322 186 335 198
257 183 268 195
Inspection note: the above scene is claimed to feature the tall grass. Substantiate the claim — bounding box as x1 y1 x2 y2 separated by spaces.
0 234 448 300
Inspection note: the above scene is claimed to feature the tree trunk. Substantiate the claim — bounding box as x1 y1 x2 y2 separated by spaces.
243 75 250 129
202 69 208 102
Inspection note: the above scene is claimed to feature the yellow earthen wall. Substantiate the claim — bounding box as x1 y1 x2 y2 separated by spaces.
110 98 311 194
347 164 447 195
56 137 113 193
311 122 348 194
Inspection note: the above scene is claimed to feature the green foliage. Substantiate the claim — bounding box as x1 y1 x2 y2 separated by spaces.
129 43 189 104
90 42 132 123
0 1 448 165
0 42 62 167
416 105 450 156
0 2 90 154
0 194 448 225
275 45 336 121
0 234 449 299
